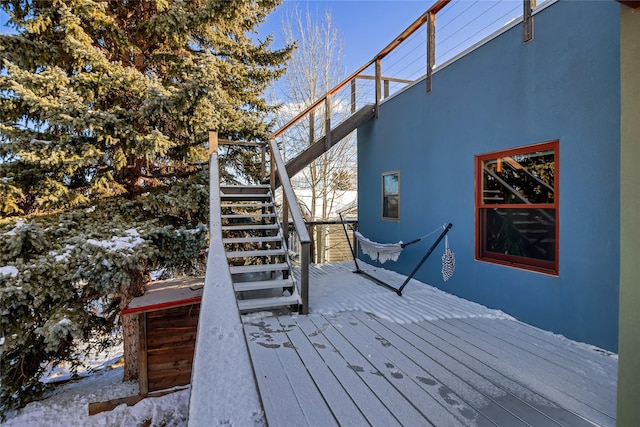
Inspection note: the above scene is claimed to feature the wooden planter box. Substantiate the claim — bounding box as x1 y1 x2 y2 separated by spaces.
122 277 204 394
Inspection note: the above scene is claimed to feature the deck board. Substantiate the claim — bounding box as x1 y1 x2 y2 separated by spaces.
432 319 615 426
256 316 339 426
280 319 370 426
412 319 594 427
447 318 616 419
483 318 618 384
245 320 309 427
353 312 532 427
307 314 434 427
294 315 404 426
243 262 617 427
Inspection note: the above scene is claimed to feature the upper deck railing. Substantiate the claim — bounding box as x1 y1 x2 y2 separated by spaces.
271 0 543 167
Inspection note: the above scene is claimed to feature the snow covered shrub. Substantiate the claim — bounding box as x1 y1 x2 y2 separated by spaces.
0 190 209 415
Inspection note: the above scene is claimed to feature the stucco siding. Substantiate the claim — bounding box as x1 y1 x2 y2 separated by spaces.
357 0 620 351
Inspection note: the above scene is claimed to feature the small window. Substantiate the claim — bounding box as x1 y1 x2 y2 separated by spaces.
382 171 400 220
476 141 559 274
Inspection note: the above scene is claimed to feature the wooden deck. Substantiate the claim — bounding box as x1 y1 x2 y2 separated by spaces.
243 262 617 427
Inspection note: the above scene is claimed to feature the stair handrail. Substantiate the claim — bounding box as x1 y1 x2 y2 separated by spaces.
267 138 311 314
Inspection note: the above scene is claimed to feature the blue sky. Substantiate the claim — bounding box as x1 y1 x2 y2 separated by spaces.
258 1 437 73
0 1 435 76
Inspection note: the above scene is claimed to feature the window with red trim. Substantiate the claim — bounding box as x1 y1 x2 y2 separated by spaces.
476 141 559 274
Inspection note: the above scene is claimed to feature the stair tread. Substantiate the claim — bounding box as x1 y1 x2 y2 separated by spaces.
223 236 282 244
221 213 276 219
230 263 289 274
220 184 270 190
226 249 286 258
221 202 274 209
237 294 300 312
220 194 271 200
234 278 294 292
221 224 278 231
229 262 289 274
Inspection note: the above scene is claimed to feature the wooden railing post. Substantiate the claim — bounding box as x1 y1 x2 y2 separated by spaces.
426 11 436 93
309 110 315 147
523 0 536 43
209 131 218 155
375 58 382 118
324 96 332 151
350 79 356 113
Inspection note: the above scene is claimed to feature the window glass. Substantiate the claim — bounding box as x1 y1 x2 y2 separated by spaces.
476 142 558 274
482 150 554 205
382 171 399 220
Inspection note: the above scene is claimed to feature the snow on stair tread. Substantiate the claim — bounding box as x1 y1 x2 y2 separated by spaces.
220 194 271 200
230 263 289 274
234 278 294 292
226 249 286 258
237 294 300 311
221 224 278 231
221 202 273 209
221 213 276 219
223 235 282 244
220 184 270 190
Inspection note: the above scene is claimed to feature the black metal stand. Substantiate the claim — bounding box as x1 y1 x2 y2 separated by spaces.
339 215 453 296
396 223 452 295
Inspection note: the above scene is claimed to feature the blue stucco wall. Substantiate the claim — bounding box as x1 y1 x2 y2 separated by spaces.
357 0 620 352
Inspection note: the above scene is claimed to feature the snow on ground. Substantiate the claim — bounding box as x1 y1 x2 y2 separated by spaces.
4 345 190 427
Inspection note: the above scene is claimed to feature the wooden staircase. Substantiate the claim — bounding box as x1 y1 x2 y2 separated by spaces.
220 184 301 313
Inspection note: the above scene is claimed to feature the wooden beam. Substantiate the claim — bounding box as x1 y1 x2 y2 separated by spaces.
88 387 187 416
218 139 262 147
284 105 375 180
355 75 415 84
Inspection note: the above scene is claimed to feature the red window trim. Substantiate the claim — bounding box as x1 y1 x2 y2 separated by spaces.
475 140 559 275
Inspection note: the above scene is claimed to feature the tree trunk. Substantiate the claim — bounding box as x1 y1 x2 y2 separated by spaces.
122 313 139 381
120 270 148 381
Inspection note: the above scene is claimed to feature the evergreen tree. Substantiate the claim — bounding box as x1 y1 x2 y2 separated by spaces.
0 0 291 414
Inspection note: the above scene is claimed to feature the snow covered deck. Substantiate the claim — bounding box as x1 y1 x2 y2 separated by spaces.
190 261 617 426
250 263 617 426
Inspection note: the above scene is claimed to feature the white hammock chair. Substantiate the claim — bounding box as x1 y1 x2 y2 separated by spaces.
354 231 403 264
354 224 456 282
